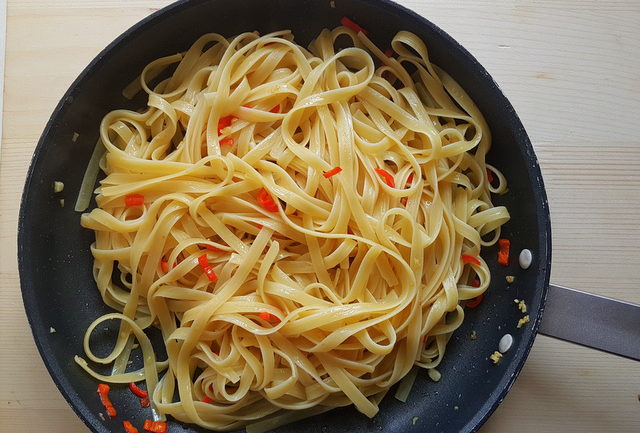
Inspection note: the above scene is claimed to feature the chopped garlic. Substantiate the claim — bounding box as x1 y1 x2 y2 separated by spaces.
454 406 459 411
98 412 105 421
518 300 527 313
53 181 64 193
330 0 336 7
59 199 65 208
505 275 515 284
470 330 477 340
49 327 56 334
72 132 79 142
489 351 503 364
517 315 530 328
412 416 419 425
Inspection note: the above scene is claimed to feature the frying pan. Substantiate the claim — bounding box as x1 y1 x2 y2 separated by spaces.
17 0 640 432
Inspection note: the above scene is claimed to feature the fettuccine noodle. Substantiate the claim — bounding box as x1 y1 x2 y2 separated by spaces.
76 27 510 431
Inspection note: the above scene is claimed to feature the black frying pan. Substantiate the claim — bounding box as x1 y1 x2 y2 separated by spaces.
17 1 639 432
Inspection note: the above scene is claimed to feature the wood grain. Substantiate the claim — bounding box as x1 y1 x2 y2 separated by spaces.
2 1 639 432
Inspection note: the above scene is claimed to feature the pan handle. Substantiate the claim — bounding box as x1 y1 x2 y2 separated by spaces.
538 284 640 361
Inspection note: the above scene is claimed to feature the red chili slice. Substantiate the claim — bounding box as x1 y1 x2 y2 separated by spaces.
406 173 414 185
257 188 279 212
401 173 414 206
204 266 218 282
259 311 280 322
466 294 484 309
220 138 234 147
497 238 510 266
123 421 139 433
217 115 236 134
374 168 395 188
323 167 343 178
259 312 271 321
143 420 167 433
461 254 481 266
128 382 148 398
198 253 209 269
97 384 116 417
487 167 495 183
124 193 145 207
340 16 368 35
160 260 169 273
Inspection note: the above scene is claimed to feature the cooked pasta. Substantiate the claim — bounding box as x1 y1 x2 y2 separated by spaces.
75 26 510 431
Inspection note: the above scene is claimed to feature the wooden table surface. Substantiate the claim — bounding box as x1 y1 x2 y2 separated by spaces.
1 1 639 432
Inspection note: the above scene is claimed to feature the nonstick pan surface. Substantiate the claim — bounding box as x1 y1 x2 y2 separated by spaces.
18 1 551 432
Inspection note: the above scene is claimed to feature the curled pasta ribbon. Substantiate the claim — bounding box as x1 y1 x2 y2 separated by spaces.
78 27 509 431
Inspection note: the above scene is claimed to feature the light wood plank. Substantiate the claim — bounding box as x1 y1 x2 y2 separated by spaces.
2 1 639 432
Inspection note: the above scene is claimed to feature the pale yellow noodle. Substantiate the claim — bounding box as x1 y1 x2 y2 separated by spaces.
75 27 510 431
